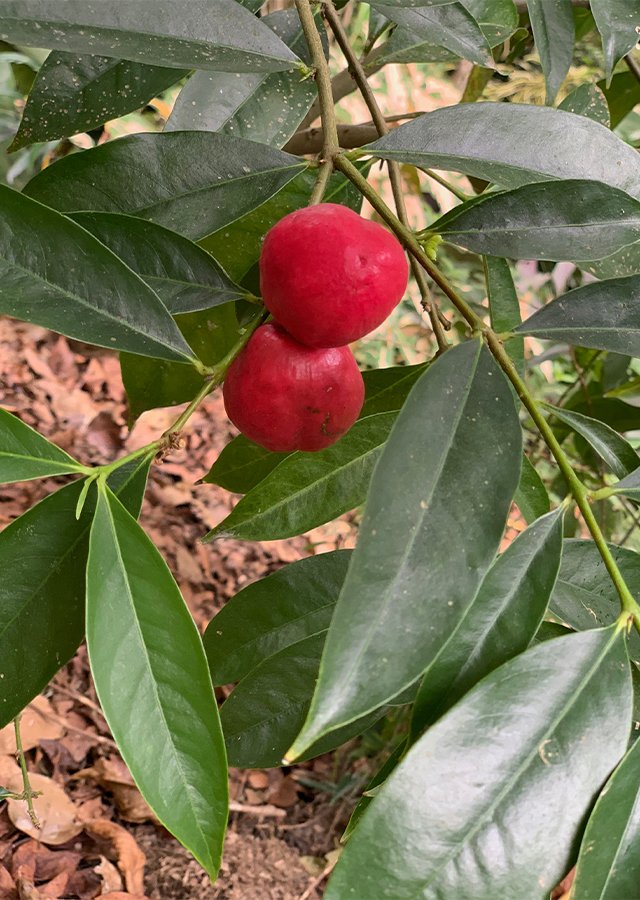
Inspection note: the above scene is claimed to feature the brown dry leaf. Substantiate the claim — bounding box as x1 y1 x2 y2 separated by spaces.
100 894 151 899
84 819 145 895
0 864 16 899
75 758 158 825
269 774 298 808
4 772 82 845
37 871 69 899
15 880 41 900
0 698 65 754
94 856 122 894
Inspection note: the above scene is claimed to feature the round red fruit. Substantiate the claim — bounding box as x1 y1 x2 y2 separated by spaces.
259 203 409 348
223 322 364 453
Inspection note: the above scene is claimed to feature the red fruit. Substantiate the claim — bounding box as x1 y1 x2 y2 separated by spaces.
260 203 409 348
223 322 364 453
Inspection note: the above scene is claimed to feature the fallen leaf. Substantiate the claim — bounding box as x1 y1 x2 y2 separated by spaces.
84 820 145 895
0 862 15 895
0 698 65 754
4 773 83 845
94 856 122 894
100 894 151 899
37 871 69 898
75 758 158 825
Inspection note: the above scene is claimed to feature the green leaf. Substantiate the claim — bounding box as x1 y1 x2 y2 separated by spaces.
287 340 522 759
485 256 524 380
526 0 574 105
203 412 397 543
204 551 351 686
366 103 640 198
0 456 151 729
517 275 640 357
166 10 320 150
375 27 457 65
0 407 85 483
23 132 307 242
607 467 640 501
558 82 611 127
220 632 402 769
10 54 187 151
515 453 551 524
86 486 227 878
436 179 640 262
341 741 406 843
70 213 244 316
370 2 495 68
599 71 640 129
591 0 640 86
0 185 195 363
325 627 631 900
462 0 519 47
543 403 640 479
0 1 300 74
360 363 430 417
203 435 289 495
204 364 428 496
201 163 367 281
550 539 640 659
572 736 640 898
121 304 240 425
409 507 564 741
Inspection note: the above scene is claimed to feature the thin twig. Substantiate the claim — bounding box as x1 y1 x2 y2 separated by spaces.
14 715 40 828
297 857 339 900
229 801 286 818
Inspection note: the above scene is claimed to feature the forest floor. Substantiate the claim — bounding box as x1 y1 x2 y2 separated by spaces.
0 319 369 900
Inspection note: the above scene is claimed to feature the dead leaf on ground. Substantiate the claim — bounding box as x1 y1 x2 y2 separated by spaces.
0 697 65 754
84 819 145 895
100 893 151 899
94 856 122 894
4 772 82 845
74 758 158 825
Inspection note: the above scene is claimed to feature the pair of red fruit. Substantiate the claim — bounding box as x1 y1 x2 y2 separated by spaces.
223 204 409 453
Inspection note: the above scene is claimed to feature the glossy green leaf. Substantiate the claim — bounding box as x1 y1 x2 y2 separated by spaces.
205 365 427 496
579 242 640 281
326 627 632 900
70 213 244 316
461 0 518 46
0 185 195 363
0 455 151 729
0 1 300 74
167 10 319 150
204 435 289 495
410 507 564 741
10 54 187 151
375 26 457 64
370 2 495 67
532 620 574 644
121 303 240 425
515 453 551 524
543 403 640 479
287 340 522 759
436 179 640 262
517 275 640 357
0 407 85 483
23 132 307 242
360 363 430 417
221 633 403 769
567 396 640 434
591 0 640 85
204 412 397 543
365 1 457 6
526 0 574 104
204 551 351 686
550 539 640 659
599 71 640 129
607 467 640 501
573 735 640 898
201 163 367 281
86 486 227 878
558 82 610 127
485 255 524 380
366 103 640 198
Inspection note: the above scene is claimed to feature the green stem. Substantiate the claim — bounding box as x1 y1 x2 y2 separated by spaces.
309 158 333 205
295 0 340 160
334 151 640 631
14 715 40 828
